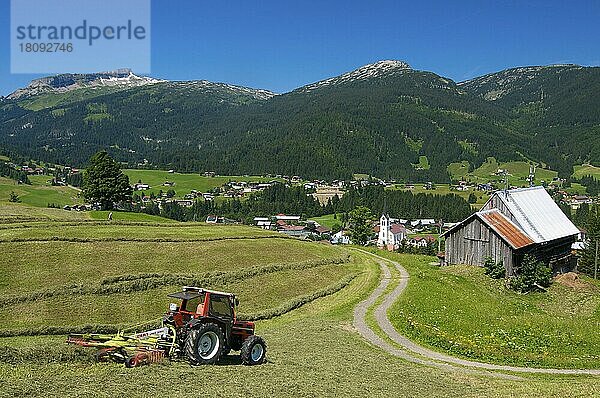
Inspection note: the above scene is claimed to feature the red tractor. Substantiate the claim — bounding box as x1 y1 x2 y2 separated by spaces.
68 287 267 367
164 286 267 366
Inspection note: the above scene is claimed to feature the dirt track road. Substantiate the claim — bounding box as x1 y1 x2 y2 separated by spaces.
352 249 600 377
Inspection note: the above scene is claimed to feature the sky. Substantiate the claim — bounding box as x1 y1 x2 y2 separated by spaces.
1 0 599 95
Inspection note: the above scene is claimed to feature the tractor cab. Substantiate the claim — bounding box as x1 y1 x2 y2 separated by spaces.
166 286 239 327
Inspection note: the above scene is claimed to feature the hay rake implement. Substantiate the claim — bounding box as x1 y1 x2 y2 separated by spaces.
67 325 177 367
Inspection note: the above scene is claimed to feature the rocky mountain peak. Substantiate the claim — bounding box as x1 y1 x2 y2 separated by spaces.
297 60 412 92
7 69 164 100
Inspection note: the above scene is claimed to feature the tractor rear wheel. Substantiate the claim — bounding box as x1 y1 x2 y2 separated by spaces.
185 323 224 365
240 335 267 366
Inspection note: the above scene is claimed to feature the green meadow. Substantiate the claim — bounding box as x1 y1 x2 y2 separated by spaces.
124 169 280 197
0 213 598 397
373 251 600 369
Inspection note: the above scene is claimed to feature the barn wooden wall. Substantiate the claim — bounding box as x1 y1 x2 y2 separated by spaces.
445 217 517 275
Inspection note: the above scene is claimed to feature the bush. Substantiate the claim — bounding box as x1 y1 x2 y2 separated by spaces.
483 257 505 279
509 255 553 293
8 191 20 203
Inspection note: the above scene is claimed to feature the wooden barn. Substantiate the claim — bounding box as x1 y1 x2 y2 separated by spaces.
444 186 580 275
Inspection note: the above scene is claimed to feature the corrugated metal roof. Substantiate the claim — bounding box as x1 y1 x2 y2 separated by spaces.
478 210 534 250
493 187 579 243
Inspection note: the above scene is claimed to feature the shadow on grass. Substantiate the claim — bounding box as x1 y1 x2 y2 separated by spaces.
216 354 243 366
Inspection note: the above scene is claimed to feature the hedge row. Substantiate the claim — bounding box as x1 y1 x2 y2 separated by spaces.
0 272 356 341
0 254 351 307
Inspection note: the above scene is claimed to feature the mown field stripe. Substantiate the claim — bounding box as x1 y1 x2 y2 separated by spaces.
0 235 286 243
0 273 356 339
0 254 351 307
0 221 264 229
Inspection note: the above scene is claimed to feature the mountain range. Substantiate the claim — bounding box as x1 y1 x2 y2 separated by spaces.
1 61 598 181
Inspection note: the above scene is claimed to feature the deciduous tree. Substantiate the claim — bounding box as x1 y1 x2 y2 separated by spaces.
348 206 374 245
83 151 132 210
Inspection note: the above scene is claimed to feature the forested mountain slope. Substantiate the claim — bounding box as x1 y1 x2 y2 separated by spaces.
1 61 598 180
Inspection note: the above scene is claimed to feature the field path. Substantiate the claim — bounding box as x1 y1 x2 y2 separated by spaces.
353 249 600 376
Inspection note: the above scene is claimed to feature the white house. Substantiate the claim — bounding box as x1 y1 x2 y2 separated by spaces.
274 214 301 222
253 217 273 230
377 214 406 251
331 230 351 245
407 235 436 248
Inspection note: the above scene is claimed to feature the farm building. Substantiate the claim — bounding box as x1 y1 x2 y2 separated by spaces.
444 186 579 275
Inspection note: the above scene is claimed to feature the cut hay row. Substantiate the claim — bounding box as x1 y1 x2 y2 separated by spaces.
0 273 356 340
0 345 96 365
0 221 247 229
0 235 286 243
0 254 351 307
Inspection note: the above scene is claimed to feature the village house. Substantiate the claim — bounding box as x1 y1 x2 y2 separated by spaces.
253 217 273 230
205 215 236 224
274 214 301 223
331 230 351 245
278 224 308 238
444 186 580 275
314 225 331 237
407 235 437 248
174 199 194 207
409 219 436 231
569 195 593 210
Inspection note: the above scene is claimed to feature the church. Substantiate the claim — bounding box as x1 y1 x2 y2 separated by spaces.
377 213 406 251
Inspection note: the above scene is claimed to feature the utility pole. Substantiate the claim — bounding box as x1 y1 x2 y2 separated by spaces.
438 219 443 253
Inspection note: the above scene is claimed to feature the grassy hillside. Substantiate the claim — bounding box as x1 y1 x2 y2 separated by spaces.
88 211 177 222
448 157 558 186
18 86 143 111
389 183 490 208
379 252 600 369
0 169 279 209
0 176 81 208
124 169 280 197
310 213 342 229
0 204 91 223
573 164 600 180
1 244 598 397
0 222 352 331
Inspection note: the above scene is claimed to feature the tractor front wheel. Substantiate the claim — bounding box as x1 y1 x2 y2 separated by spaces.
240 335 267 366
185 323 224 365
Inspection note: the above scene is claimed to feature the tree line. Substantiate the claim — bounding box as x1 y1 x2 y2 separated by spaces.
0 162 30 184
125 184 473 223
